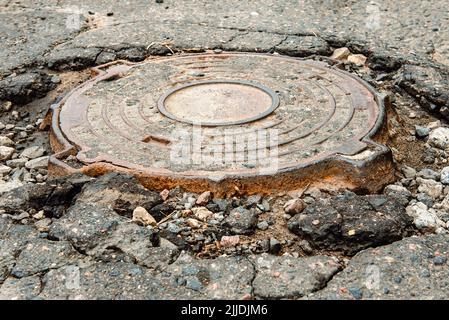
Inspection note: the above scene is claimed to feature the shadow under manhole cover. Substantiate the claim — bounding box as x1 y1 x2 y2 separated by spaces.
49 52 394 196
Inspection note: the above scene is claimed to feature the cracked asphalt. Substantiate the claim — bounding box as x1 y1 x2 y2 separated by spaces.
1 0 449 300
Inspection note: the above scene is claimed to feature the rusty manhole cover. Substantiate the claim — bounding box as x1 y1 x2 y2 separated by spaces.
49 52 393 195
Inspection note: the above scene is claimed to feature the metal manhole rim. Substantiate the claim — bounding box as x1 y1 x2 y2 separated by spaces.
156 79 281 126
48 52 392 194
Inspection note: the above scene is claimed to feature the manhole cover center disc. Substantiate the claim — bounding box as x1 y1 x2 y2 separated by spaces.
55 52 386 189
158 80 279 126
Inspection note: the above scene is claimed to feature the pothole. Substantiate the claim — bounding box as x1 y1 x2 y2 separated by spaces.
49 52 394 196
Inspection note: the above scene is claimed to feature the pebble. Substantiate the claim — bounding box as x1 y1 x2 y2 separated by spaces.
406 202 445 230
184 196 196 210
433 256 447 266
34 218 52 232
283 213 292 220
348 287 363 300
13 211 29 221
257 221 269 230
186 218 201 229
185 278 203 291
160 189 169 201
32 210 45 220
20 146 45 159
2 101 12 111
440 167 449 185
428 127 449 149
269 237 282 254
192 207 213 221
402 165 417 179
220 235 240 248
427 120 441 130
166 223 182 234
415 125 430 138
384 184 412 199
330 47 350 61
0 146 15 160
283 198 307 215
25 156 49 170
417 168 439 180
416 193 434 208
0 165 12 175
347 54 367 66
196 191 212 205
299 239 313 254
416 178 443 199
0 136 14 147
0 180 23 194
132 206 157 226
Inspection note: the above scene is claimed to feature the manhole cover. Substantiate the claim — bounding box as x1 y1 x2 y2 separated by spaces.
49 52 393 195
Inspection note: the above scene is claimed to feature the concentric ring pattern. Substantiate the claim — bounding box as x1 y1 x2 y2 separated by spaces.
57 53 382 177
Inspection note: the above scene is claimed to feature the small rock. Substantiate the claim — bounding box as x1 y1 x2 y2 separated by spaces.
406 202 445 231
35 218 52 232
428 127 449 149
6 158 28 168
220 235 240 248
384 184 412 205
2 101 12 111
0 136 14 147
196 191 211 205
416 193 434 208
160 189 169 201
33 210 45 220
422 148 437 164
222 207 258 235
186 218 201 229
20 146 45 159
132 206 157 226
246 194 262 207
415 125 430 138
0 146 14 160
417 178 443 199
283 198 307 215
440 167 449 185
417 168 439 180
184 196 196 210
299 239 314 254
433 256 447 266
0 180 23 194
402 165 416 179
269 238 282 254
330 47 350 61
0 165 12 176
427 120 441 130
13 212 29 221
50 75 61 84
347 54 367 66
192 207 213 221
257 220 269 231
25 156 49 170
166 222 181 234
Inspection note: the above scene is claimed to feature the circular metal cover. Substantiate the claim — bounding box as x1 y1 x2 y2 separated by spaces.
157 80 280 126
50 53 392 195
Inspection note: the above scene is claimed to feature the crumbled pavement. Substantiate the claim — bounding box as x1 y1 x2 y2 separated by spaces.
2 0 449 300
288 192 414 255
307 234 449 300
